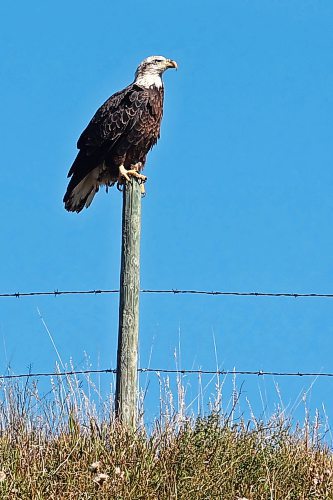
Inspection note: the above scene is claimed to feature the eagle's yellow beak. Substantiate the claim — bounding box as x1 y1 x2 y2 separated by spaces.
166 59 178 70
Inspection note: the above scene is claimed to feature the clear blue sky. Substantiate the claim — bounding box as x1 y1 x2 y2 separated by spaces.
1 0 333 423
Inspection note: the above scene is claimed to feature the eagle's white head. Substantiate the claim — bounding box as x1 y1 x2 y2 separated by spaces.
134 55 178 89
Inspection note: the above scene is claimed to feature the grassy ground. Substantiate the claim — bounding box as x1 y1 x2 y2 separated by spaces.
0 373 332 499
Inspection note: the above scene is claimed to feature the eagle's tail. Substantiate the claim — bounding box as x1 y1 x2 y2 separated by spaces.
63 167 103 213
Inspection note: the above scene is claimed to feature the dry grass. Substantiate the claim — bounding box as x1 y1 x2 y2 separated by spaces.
0 371 332 499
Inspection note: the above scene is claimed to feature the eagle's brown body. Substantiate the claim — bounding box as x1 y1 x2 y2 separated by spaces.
63 55 176 213
64 84 164 212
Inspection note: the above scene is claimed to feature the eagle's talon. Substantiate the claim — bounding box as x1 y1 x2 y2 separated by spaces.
128 171 147 182
138 175 147 185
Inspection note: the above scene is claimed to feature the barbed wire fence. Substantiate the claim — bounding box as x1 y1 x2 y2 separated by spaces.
0 368 333 381
1 287 332 382
1 288 333 299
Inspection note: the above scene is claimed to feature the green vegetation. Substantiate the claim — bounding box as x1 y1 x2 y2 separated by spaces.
0 373 332 499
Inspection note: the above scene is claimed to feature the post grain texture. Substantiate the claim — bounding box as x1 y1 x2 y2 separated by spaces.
115 178 142 427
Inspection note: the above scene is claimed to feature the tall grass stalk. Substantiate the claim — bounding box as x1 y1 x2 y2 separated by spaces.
0 369 332 499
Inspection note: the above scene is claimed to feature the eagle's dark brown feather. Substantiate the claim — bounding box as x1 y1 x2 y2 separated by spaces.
64 83 164 212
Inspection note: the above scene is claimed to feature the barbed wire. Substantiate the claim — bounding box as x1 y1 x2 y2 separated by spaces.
0 367 333 381
1 288 333 299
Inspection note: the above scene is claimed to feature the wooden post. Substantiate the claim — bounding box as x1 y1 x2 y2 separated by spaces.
115 178 141 427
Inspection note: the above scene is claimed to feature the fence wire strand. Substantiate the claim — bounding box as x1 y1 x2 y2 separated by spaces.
0 368 333 381
1 289 333 299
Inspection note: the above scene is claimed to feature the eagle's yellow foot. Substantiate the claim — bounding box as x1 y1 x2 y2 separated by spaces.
117 164 147 190
126 170 147 181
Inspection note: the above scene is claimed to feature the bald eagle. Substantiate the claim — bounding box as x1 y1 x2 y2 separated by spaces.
63 55 177 213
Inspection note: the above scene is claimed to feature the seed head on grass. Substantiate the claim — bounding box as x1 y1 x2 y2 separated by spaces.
93 472 109 485
115 466 125 479
89 461 101 472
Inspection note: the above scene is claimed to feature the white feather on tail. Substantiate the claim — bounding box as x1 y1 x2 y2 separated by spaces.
70 168 100 210
65 165 115 213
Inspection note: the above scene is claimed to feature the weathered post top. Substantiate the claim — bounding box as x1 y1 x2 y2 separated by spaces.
115 178 142 427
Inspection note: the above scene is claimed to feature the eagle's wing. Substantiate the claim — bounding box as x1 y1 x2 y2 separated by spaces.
67 85 150 180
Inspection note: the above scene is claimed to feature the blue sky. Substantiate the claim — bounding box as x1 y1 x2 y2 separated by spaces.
1 0 333 423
